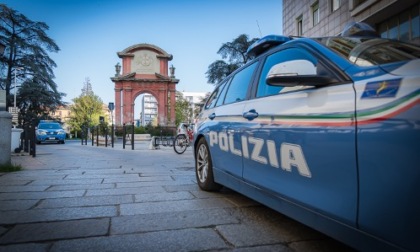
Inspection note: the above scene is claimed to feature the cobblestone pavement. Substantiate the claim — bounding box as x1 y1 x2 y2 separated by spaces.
0 140 354 252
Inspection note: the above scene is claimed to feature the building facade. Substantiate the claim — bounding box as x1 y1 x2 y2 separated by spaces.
139 94 158 126
283 0 419 45
180 91 208 123
137 91 208 126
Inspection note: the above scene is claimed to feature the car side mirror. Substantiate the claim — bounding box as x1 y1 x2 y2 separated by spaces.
266 60 336 87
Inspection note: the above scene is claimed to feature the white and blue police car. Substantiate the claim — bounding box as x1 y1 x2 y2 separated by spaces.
36 120 66 144
193 23 420 252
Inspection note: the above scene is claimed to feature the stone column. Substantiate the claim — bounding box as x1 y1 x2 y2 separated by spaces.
0 111 12 165
169 88 176 126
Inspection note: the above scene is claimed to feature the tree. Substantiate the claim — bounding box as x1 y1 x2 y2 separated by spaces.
68 92 104 134
194 92 210 117
206 34 259 85
0 4 63 114
17 76 63 125
81 77 93 96
175 91 191 126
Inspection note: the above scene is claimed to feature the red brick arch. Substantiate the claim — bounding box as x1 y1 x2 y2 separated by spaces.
111 44 178 126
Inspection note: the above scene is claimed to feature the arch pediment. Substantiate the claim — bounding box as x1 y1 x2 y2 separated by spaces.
117 43 172 59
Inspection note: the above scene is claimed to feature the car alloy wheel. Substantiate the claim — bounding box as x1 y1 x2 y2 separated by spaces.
195 137 221 191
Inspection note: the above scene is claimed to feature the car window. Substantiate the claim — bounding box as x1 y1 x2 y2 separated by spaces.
204 87 220 109
223 62 257 105
39 123 61 129
204 78 231 109
215 81 229 107
257 48 318 98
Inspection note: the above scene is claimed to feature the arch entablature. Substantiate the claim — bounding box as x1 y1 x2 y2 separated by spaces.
111 43 178 126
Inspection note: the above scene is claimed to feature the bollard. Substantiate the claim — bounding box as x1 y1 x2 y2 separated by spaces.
96 126 99 146
0 111 12 165
111 124 114 148
91 127 94 146
131 122 134 150
105 127 108 147
123 123 126 149
30 122 36 157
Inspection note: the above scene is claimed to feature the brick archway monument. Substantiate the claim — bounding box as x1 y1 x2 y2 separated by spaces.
111 44 178 126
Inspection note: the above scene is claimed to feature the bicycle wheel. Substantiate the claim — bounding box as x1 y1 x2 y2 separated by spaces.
173 134 188 154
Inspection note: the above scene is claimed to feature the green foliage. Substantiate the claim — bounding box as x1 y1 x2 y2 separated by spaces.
115 125 175 137
0 162 22 172
68 93 105 132
206 34 259 85
145 125 174 136
134 126 147 134
0 4 63 117
194 92 210 116
18 76 64 125
175 91 192 126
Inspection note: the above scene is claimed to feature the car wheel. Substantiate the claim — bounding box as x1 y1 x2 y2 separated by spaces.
195 137 222 191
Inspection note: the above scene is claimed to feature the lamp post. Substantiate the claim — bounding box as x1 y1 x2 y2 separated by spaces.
0 42 5 55
14 67 23 108
108 102 115 148
0 42 5 111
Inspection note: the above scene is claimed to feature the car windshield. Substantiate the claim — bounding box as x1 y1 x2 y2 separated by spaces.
39 123 61 129
315 37 420 66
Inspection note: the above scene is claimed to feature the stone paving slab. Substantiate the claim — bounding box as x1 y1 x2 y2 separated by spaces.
119 198 235 215
50 228 229 252
35 194 134 208
110 208 239 235
0 243 50 252
0 218 110 244
0 206 117 224
0 199 39 211
0 190 86 201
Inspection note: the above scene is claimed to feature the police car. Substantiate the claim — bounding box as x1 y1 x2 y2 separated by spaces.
36 120 66 144
193 23 420 252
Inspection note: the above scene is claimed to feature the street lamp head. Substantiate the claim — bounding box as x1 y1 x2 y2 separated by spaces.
108 102 114 111
0 42 5 55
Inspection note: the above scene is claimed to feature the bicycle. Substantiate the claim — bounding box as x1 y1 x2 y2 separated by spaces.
173 123 194 154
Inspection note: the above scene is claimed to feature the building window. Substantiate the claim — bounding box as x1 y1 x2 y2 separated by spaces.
312 1 320 26
331 0 340 12
296 15 303 36
378 5 420 45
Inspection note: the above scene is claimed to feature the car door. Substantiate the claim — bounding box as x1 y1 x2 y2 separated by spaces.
203 62 259 179
241 47 358 226
354 57 420 250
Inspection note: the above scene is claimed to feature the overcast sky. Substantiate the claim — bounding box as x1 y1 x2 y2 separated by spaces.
2 0 283 105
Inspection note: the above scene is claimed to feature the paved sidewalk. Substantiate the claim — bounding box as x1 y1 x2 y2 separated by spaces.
0 140 353 252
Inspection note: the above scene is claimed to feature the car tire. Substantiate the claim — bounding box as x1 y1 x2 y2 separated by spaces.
195 137 222 191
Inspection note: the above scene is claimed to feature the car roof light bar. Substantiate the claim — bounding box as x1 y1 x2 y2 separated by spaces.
247 35 291 57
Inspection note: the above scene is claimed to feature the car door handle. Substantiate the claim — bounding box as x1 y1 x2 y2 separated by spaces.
208 113 216 120
243 109 259 120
